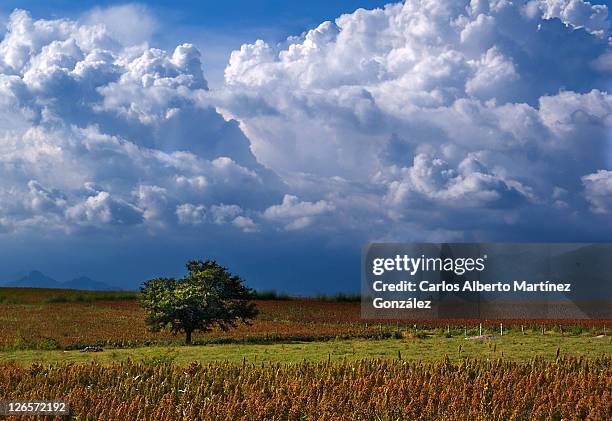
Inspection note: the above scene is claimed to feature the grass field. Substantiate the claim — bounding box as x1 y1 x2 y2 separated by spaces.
1 334 610 366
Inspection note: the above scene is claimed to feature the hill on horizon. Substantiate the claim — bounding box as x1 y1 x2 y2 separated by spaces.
3 270 119 291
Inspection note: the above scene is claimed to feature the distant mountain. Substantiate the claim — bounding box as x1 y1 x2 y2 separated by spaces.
5 270 63 289
3 271 118 291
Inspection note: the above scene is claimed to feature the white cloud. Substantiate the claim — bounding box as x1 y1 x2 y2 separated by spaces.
232 215 258 232
221 0 610 181
175 175 208 190
0 9 282 235
465 47 519 100
383 153 533 208
27 180 66 213
264 195 334 230
176 203 206 225
535 0 610 37
82 4 157 47
210 204 242 225
65 191 142 226
0 1 610 247
582 170 612 213
134 185 168 224
220 0 611 239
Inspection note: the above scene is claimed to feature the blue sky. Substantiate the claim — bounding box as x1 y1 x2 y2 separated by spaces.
0 0 390 23
0 1 610 293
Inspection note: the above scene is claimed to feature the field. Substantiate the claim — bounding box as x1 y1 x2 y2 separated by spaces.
0 288 387 349
1 334 610 366
0 287 610 420
0 287 607 350
1 357 610 420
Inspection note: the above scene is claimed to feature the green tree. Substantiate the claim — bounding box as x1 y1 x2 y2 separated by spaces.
140 260 259 345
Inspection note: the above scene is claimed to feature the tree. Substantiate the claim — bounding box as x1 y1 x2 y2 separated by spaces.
140 260 259 345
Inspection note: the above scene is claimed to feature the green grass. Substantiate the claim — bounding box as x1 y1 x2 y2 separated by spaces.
1 332 609 366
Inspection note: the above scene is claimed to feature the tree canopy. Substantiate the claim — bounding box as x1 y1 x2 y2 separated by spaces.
140 260 258 344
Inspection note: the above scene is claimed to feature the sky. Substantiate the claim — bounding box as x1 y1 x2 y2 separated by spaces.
0 1 392 87
0 0 610 293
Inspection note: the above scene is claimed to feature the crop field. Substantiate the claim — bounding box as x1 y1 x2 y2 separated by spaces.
0 287 610 420
0 288 608 350
1 357 610 420
0 288 385 349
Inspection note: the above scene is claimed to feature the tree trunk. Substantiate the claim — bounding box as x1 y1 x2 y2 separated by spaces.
185 330 193 345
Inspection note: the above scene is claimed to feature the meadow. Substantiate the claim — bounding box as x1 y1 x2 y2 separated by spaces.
1 334 610 366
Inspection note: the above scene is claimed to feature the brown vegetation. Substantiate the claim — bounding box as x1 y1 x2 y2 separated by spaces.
1 357 610 420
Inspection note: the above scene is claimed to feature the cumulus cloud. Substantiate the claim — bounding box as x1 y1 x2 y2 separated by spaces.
232 215 258 232
264 195 334 230
0 0 610 266
210 204 243 225
176 203 206 225
533 0 610 36
582 170 612 213
464 47 519 101
27 180 66 213
382 153 533 208
220 0 611 239
0 9 282 236
65 191 143 227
